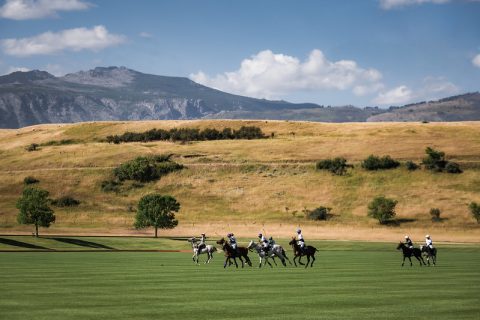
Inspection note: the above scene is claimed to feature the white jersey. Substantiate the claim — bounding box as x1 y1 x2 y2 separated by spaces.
297 234 304 241
426 238 433 247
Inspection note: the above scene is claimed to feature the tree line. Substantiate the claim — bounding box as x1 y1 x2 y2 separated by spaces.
105 126 266 144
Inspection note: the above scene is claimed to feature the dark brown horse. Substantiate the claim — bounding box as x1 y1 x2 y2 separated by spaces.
288 237 318 268
397 242 426 267
216 238 252 268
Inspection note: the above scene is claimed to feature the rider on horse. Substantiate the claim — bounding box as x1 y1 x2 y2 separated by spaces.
258 233 270 255
404 235 414 251
268 236 275 247
425 235 434 253
296 229 306 253
197 233 206 252
227 233 239 254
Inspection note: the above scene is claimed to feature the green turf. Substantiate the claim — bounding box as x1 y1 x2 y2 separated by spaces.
1 241 479 320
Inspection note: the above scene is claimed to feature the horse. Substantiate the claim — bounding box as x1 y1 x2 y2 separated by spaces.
420 245 437 266
187 237 217 265
247 240 288 268
288 237 318 268
396 242 426 267
216 238 252 268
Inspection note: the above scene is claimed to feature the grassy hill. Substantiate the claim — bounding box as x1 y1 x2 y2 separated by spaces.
1 120 480 241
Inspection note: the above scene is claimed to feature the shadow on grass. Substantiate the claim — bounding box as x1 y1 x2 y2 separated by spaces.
0 237 51 250
49 237 115 250
382 218 417 227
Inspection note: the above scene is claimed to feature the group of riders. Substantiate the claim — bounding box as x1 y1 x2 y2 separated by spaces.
195 228 307 256
404 234 435 254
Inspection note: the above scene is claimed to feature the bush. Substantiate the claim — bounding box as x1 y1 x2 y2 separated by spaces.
469 202 480 224
307 206 332 221
445 162 462 174
361 155 400 171
105 126 266 143
25 143 39 152
422 147 462 174
422 147 447 171
113 155 184 183
368 196 398 224
405 161 419 171
430 208 441 222
23 176 39 185
51 196 80 207
101 179 121 193
316 158 349 175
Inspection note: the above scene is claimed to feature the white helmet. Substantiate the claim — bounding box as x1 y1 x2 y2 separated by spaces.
405 235 409 239
425 235 430 238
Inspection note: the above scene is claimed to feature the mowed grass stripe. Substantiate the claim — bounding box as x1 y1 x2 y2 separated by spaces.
1 245 480 320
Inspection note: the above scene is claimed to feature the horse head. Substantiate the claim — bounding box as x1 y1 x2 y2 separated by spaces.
216 238 225 245
288 237 296 246
396 242 404 250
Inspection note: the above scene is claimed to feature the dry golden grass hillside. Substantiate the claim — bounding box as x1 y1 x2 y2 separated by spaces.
1 120 479 242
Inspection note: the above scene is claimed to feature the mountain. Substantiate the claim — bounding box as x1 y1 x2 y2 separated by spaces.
366 92 480 122
0 67 478 128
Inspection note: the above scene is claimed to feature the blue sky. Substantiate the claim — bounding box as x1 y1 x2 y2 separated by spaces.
0 0 479 107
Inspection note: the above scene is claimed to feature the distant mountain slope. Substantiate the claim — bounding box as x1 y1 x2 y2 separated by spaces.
367 92 480 122
0 67 478 128
0 67 339 128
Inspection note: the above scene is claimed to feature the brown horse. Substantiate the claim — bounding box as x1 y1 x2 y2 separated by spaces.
288 237 318 268
397 242 426 267
216 238 252 268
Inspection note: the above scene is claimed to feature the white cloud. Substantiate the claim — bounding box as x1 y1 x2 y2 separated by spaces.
139 32 153 38
380 0 450 9
1 25 126 56
373 76 459 105
190 49 383 99
2 66 31 75
0 0 90 20
473 54 480 68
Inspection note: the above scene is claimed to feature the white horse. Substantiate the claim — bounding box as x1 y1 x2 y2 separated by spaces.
188 237 217 264
247 240 288 268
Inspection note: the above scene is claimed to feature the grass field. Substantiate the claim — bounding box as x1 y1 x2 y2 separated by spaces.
1 120 480 241
1 238 479 320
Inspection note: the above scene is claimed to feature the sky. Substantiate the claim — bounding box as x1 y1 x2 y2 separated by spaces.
0 0 479 107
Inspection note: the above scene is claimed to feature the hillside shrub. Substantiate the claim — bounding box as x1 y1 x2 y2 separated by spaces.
101 179 121 193
23 176 39 185
25 143 39 152
469 202 480 224
361 155 400 171
405 161 419 171
445 162 462 174
113 155 184 183
105 126 266 143
368 196 397 224
430 208 441 222
307 206 332 221
316 158 350 175
51 196 80 207
422 147 462 174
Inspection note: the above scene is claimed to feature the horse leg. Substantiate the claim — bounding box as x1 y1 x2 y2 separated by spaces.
272 257 278 266
266 258 273 268
259 256 263 268
298 256 305 265
408 256 412 267
305 255 310 268
293 255 298 267
402 256 405 267
224 257 229 268
310 254 316 267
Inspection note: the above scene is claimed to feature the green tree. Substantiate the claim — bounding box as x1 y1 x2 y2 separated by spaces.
16 187 55 237
316 157 350 175
469 202 480 224
134 194 179 238
367 196 397 224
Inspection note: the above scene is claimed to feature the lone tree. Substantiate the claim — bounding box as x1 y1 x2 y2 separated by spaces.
469 202 480 224
368 196 397 224
16 187 55 237
134 194 179 238
316 158 350 175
